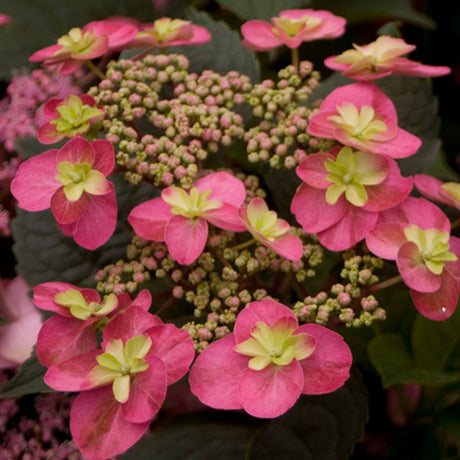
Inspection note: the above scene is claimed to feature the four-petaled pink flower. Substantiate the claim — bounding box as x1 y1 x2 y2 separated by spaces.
324 35 451 81
291 146 413 251
128 171 246 265
38 94 105 144
11 137 117 250
29 17 139 75
307 82 421 159
33 281 151 367
366 197 460 320
241 9 346 51
43 305 195 460
238 197 303 261
127 17 211 49
189 298 352 418
414 174 460 212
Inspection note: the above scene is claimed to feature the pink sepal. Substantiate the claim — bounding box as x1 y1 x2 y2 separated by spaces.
295 150 337 188
365 222 407 260
206 203 246 232
51 187 88 224
295 323 352 394
85 18 139 50
91 139 116 176
264 232 304 261
392 59 451 78
128 289 153 311
37 122 65 144
189 333 246 410
194 171 246 207
128 197 171 241
239 360 303 418
70 386 150 460
446 237 460 279
241 20 286 51
56 136 95 165
29 44 62 62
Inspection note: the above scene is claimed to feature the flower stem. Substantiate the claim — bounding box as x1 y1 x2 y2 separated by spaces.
291 47 299 73
368 275 403 293
85 60 106 80
231 238 256 252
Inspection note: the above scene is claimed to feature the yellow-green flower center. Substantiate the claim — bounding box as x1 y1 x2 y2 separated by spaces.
403 224 457 275
246 199 288 241
139 18 191 43
441 182 460 204
55 28 95 56
88 335 152 403
272 15 322 37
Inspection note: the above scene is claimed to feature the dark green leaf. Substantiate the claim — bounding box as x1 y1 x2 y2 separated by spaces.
14 136 65 159
439 402 460 450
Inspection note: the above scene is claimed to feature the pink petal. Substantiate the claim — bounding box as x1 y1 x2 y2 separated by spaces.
37 316 97 367
239 360 303 418
37 122 64 144
365 222 407 260
393 58 451 78
363 127 421 159
128 289 153 312
1 276 36 319
56 137 95 166
146 324 195 385
53 58 86 76
91 140 115 176
165 215 208 265
29 44 63 62
42 98 63 121
194 171 246 207
295 150 337 188
51 187 88 224
414 174 457 208
397 241 441 292
241 20 283 51
10 149 60 211
295 323 352 394
70 386 150 460
263 232 303 261
85 19 139 50
234 298 297 344
170 25 211 46
410 270 458 321
122 355 166 423
128 198 171 241
446 236 460 279
206 203 246 232
189 333 246 410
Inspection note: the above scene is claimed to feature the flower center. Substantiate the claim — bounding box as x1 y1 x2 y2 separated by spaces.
403 224 457 275
54 289 118 321
88 335 152 403
327 102 387 141
324 146 388 206
441 182 460 204
234 320 315 371
161 186 222 219
246 198 289 241
150 17 192 43
55 28 95 56
272 15 322 37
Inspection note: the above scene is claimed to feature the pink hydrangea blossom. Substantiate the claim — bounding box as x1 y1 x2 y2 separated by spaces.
127 17 211 49
324 35 451 81
238 197 303 260
33 282 151 367
43 306 195 459
128 171 246 265
307 82 421 158
291 146 413 251
414 174 460 212
366 197 460 320
241 9 346 51
10 137 117 250
189 298 352 418
0 276 42 369
29 17 139 75
0 13 11 26
38 94 105 144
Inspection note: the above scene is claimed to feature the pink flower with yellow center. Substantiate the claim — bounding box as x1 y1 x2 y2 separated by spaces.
127 17 211 49
238 197 303 261
325 35 451 81
189 298 352 418
307 82 421 158
291 145 412 251
241 9 346 51
414 174 460 212
366 197 460 320
43 306 195 459
11 137 117 250
38 94 105 144
128 171 246 265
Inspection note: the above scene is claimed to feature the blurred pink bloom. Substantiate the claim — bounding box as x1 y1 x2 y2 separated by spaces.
325 35 451 81
0 276 42 369
128 171 246 265
307 82 421 158
189 298 352 418
0 13 11 26
366 197 460 320
291 146 412 251
11 137 117 250
386 383 421 427
414 174 460 211
241 9 345 51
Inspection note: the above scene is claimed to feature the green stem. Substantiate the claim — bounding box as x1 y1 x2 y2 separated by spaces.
230 238 257 252
368 275 403 293
291 47 299 73
85 60 106 80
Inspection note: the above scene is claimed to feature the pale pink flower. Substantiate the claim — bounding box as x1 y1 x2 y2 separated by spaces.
325 35 451 81
44 306 195 459
241 9 346 51
10 137 117 250
414 174 460 212
366 197 460 320
128 171 246 265
307 82 421 158
189 298 352 418
291 146 413 251
0 276 42 369
238 197 303 260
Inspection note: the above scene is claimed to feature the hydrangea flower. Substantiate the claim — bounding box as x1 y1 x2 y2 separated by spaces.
366 197 460 320
414 174 460 212
127 17 211 49
11 137 117 250
291 146 413 251
324 35 451 81
43 306 195 459
238 197 303 260
189 298 352 418
241 9 346 51
128 171 246 265
38 94 105 144
0 276 42 369
307 82 421 158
